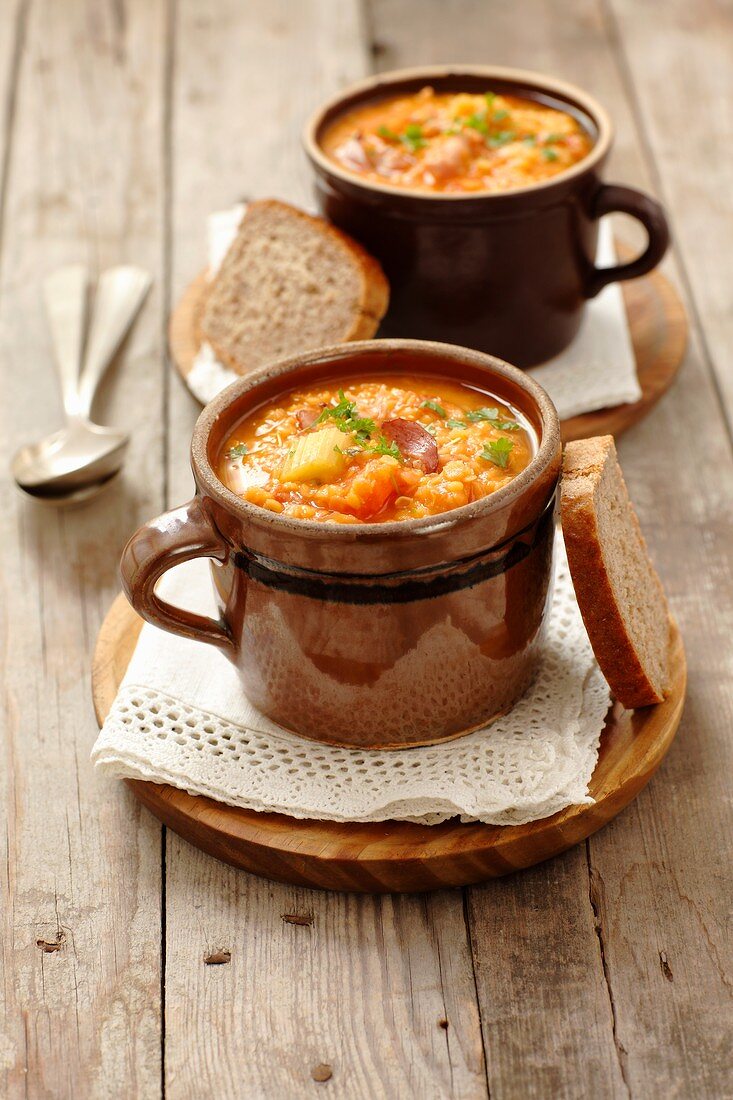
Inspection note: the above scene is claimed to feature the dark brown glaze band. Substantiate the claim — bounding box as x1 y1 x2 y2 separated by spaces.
304 65 670 367
120 340 562 749
233 496 554 604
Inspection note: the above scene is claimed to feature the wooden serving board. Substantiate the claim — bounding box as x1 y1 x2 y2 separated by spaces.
92 595 686 893
169 244 687 443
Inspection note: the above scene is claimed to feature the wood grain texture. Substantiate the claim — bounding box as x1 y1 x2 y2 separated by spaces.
466 847 630 1099
162 3 490 1097
167 247 687 445
588 3 733 1093
372 0 733 1096
91 594 685 893
2 0 731 1096
0 1 167 1096
605 0 733 425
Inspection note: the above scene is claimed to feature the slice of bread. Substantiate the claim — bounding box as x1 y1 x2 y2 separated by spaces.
198 199 389 375
561 435 671 708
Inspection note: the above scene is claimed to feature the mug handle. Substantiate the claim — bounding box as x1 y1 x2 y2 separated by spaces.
585 183 670 298
119 497 235 653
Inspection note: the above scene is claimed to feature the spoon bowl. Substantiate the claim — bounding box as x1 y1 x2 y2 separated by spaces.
12 419 129 496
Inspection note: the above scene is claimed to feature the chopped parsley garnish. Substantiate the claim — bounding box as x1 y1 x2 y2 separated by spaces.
449 95 515 147
421 399 447 417
482 437 514 468
317 389 375 442
377 124 400 141
378 122 426 153
542 148 559 162
446 418 467 429
465 407 521 430
317 389 402 460
368 436 403 460
464 112 489 135
489 130 516 147
544 133 562 144
402 123 427 151
466 406 499 422
523 134 537 146
226 442 248 459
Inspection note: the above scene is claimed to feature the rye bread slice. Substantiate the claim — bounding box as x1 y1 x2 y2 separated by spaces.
561 435 671 708
198 199 389 375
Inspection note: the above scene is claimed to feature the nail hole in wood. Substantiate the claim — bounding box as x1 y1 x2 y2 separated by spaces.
204 949 231 965
282 912 314 927
36 932 65 953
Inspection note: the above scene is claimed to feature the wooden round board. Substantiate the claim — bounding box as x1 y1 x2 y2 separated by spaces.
169 243 687 443
92 594 686 893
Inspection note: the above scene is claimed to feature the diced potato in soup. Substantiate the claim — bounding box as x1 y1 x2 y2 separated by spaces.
321 86 593 194
217 376 534 524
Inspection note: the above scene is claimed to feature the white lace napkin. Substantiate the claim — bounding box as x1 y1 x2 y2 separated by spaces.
186 206 641 417
92 532 611 826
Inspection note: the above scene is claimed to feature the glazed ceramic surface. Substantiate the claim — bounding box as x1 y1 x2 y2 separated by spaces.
120 340 561 748
304 66 670 367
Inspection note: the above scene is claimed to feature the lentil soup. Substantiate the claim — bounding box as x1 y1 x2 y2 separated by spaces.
217 376 534 524
321 86 593 194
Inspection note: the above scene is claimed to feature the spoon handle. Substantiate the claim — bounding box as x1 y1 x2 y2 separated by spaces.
77 265 152 418
43 265 88 421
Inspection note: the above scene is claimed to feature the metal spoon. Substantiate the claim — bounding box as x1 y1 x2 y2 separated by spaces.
11 264 152 504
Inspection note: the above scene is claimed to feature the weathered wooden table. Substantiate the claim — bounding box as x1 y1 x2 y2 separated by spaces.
2 2 731 1096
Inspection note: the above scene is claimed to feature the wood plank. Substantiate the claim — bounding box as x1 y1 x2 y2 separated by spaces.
586 3 733 1093
165 865 486 1097
466 850 628 1099
165 2 487 1096
0 0 168 1095
604 0 733 423
370 0 733 1096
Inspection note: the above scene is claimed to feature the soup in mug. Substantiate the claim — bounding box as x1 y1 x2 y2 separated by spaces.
321 86 593 194
218 376 534 524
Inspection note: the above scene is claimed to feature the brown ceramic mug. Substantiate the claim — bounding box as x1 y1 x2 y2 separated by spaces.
120 340 561 749
304 66 670 367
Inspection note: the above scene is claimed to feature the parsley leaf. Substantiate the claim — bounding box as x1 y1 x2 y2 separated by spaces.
484 92 496 109
401 123 427 151
226 442 248 459
542 148 559 162
493 108 509 122
489 130 516 147
421 399 447 417
316 390 402 460
482 437 514 468
446 418 467 429
317 389 376 441
377 125 400 142
367 435 402 460
466 407 521 430
464 112 489 135
523 134 537 146
544 133 562 144
466 406 499 422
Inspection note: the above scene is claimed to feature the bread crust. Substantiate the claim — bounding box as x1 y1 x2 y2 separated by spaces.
197 199 389 375
561 436 671 709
